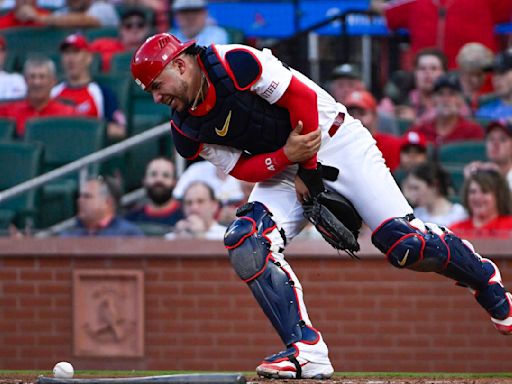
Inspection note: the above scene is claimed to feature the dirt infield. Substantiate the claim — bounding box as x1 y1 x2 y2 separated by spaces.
2 374 512 384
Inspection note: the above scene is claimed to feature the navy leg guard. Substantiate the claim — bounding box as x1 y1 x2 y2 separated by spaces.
372 216 510 320
224 201 317 346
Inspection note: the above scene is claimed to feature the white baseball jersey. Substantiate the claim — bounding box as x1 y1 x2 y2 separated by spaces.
199 44 413 241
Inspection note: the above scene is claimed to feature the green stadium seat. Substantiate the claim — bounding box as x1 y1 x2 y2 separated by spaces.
0 142 42 229
84 26 119 41
110 51 134 73
23 117 106 227
225 27 245 44
438 140 487 167
0 27 74 56
0 118 15 140
397 118 414 135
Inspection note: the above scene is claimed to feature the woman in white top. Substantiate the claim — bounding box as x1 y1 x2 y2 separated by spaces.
401 161 467 227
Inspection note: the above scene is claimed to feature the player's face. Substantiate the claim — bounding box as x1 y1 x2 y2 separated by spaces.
149 64 193 112
415 55 444 92
467 180 498 220
486 129 512 164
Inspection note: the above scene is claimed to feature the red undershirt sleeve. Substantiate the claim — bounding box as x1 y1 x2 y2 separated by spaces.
229 147 292 182
275 75 319 170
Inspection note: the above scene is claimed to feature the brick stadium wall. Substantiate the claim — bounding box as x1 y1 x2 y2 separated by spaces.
0 237 511 373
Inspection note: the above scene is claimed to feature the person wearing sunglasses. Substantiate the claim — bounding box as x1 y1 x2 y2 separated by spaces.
90 7 151 72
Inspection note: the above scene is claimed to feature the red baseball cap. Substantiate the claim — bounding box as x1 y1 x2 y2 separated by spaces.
486 120 512 137
60 33 89 51
345 90 377 111
400 131 427 152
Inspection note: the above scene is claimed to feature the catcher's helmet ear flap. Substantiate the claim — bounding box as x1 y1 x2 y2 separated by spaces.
131 33 196 90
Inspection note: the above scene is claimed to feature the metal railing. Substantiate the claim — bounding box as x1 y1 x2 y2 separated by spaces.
0 123 171 206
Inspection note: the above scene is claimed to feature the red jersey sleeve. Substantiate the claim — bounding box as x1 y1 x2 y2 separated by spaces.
229 147 292 182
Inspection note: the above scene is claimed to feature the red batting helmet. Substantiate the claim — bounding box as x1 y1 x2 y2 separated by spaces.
131 33 196 90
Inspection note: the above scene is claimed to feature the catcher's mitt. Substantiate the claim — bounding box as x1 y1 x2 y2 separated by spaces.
303 191 362 258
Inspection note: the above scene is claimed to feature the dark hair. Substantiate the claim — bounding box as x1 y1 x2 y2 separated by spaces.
408 161 452 197
183 43 206 57
414 47 448 72
462 169 512 216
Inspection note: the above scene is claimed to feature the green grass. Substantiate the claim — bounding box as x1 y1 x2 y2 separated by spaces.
1 370 511 378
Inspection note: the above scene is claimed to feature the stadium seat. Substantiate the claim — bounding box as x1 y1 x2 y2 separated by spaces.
0 27 74 57
23 117 106 227
84 26 119 41
0 118 15 140
0 142 43 229
397 118 414 135
110 51 133 73
438 140 487 167
225 27 245 44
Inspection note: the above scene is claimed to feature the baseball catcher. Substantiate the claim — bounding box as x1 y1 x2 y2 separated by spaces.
131 33 512 380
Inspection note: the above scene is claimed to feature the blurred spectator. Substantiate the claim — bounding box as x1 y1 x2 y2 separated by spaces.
125 157 184 230
0 0 50 29
120 0 169 32
90 7 151 72
165 181 226 240
329 63 399 135
450 169 512 238
345 90 401 171
173 160 244 205
0 55 76 137
464 120 512 190
476 49 512 122
456 42 495 113
393 131 429 184
409 73 484 147
51 33 127 139
0 36 26 100
408 48 448 124
379 69 416 121
371 0 512 69
20 0 119 28
216 180 255 226
170 0 229 46
60 176 145 237
401 161 467 227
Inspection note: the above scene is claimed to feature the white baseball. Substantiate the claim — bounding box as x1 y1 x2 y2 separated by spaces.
53 361 74 379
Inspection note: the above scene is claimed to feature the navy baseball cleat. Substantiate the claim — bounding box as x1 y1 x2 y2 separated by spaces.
256 337 334 379
475 258 512 335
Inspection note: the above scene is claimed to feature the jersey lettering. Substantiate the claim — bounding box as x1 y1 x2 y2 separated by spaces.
261 81 280 99
265 157 276 171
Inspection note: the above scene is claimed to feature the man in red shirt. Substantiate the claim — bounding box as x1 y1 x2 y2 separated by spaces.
0 0 50 29
409 73 484 147
52 33 127 139
371 0 512 69
345 89 401 171
0 55 76 137
90 7 151 72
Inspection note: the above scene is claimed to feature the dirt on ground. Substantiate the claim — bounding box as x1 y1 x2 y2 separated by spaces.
1 374 512 384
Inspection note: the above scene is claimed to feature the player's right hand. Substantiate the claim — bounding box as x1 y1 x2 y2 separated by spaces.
283 121 321 163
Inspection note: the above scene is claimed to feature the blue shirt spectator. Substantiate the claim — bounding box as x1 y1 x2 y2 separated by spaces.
170 0 229 46
60 216 144 237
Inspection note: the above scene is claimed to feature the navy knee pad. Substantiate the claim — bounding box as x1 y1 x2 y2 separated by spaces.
224 202 317 346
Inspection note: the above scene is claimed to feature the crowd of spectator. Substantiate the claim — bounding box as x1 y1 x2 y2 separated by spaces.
0 0 511 240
